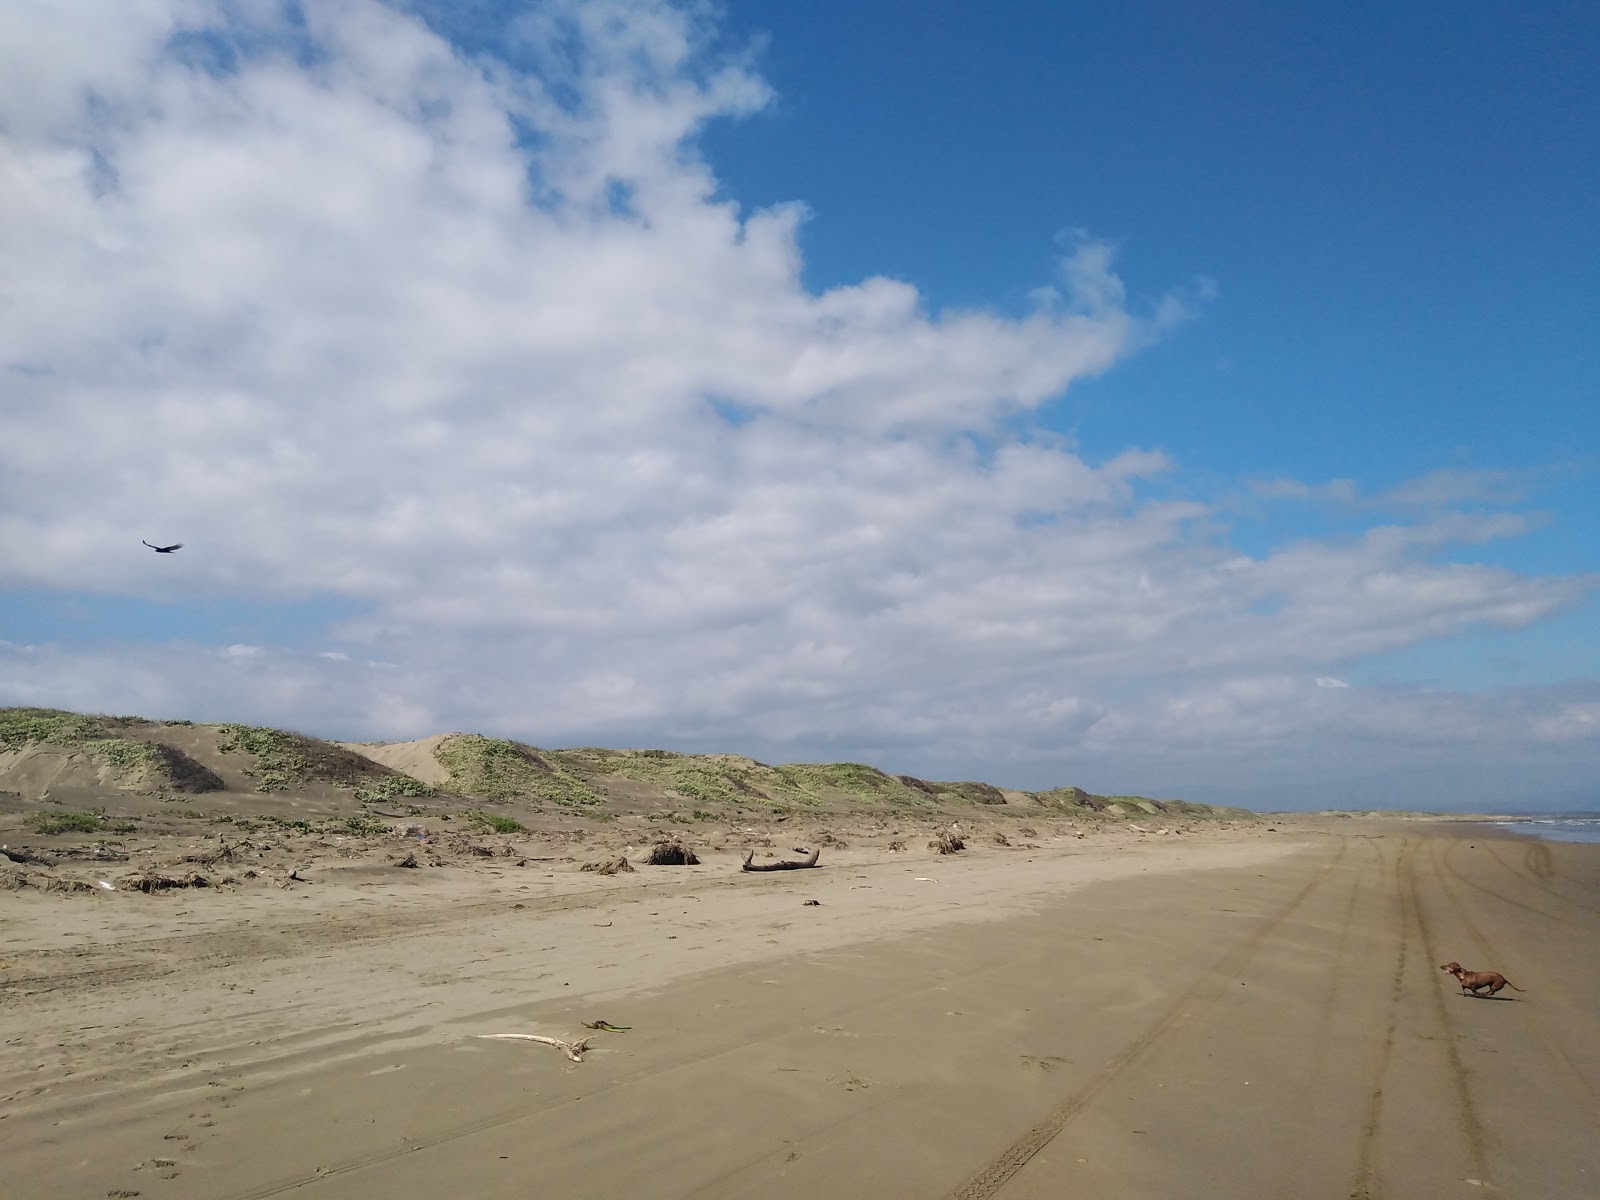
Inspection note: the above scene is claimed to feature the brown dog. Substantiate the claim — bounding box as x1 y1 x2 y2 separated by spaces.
1441 961 1525 997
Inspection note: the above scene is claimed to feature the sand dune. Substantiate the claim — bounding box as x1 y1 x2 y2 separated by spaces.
336 733 455 785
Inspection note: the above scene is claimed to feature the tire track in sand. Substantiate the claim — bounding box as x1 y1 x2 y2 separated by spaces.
1479 840 1600 921
216 859 1309 1200
1346 836 1410 1200
1434 839 1600 1129
950 841 1346 1200
1402 839 1494 1188
1263 834 1379 1199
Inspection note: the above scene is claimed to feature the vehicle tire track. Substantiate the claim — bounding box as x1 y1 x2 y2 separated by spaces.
1347 837 1408 1200
949 841 1346 1200
1270 834 1377 1199
1433 839 1600 1127
1404 839 1494 1188
1432 845 1585 931
1479 841 1600 921
215 857 1325 1200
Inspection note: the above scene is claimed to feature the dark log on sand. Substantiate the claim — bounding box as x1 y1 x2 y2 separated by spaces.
741 848 820 872
0 846 55 867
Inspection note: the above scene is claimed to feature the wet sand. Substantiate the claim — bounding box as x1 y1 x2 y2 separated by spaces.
3 824 1597 1199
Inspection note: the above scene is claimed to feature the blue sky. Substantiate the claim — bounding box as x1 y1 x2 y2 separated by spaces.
1 0 1596 809
704 1 1599 506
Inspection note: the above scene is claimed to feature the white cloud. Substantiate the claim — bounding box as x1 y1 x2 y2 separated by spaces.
0 0 1595 809
1532 703 1600 743
1315 676 1350 688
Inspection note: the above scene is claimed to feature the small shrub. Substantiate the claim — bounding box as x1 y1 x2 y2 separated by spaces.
355 775 436 802
25 811 106 834
465 811 526 835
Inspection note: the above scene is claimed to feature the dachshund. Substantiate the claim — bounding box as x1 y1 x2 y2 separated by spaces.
1441 961 1525 997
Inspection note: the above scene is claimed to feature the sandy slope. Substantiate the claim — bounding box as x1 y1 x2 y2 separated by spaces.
335 734 454 784
2 824 1597 1199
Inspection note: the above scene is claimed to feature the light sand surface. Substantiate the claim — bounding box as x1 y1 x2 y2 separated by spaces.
332 735 454 785
3 825 1598 1199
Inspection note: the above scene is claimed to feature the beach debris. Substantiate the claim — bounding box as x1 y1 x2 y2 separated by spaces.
117 870 211 893
993 832 1011 846
477 1033 596 1062
97 879 115 890
928 830 965 855
581 1019 631 1032
646 841 699 866
1 846 55 867
886 840 906 852
581 856 635 875
803 899 821 906
1018 826 1038 838
395 851 421 868
741 848 820 872
914 877 938 882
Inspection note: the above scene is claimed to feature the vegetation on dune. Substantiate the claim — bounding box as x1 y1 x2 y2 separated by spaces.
215 724 317 792
214 723 406 793
3 708 1242 820
0 707 97 747
0 707 221 791
775 762 911 804
559 748 809 810
435 735 601 807
25 810 139 835
465 811 527 834
352 773 436 806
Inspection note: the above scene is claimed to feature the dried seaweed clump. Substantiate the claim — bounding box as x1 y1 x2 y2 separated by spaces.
646 841 699 866
928 831 965 855
582 856 635 875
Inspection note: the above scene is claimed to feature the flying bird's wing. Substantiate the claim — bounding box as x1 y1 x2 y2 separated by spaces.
143 540 157 549
166 544 184 552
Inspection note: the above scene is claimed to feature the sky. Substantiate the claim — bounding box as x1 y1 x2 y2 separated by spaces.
1 0 1597 811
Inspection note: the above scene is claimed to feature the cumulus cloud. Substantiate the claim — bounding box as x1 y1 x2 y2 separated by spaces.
0 0 1595 808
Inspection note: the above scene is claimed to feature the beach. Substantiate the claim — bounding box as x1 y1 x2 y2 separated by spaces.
3 821 1598 1199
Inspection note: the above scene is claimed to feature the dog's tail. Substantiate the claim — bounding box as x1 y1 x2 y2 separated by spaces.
1505 980 1526 992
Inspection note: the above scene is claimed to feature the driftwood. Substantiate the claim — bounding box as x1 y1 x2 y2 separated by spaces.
477 1033 596 1062
741 848 820 872
0 847 55 867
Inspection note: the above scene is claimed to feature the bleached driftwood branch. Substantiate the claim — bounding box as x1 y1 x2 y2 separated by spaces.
476 1033 596 1062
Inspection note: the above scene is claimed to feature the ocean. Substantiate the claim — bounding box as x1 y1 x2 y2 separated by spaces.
1491 814 1600 844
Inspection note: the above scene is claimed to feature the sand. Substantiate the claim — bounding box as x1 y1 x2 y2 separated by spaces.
3 822 1597 1199
333 734 455 785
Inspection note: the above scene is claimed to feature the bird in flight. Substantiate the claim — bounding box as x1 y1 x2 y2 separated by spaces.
142 540 184 553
